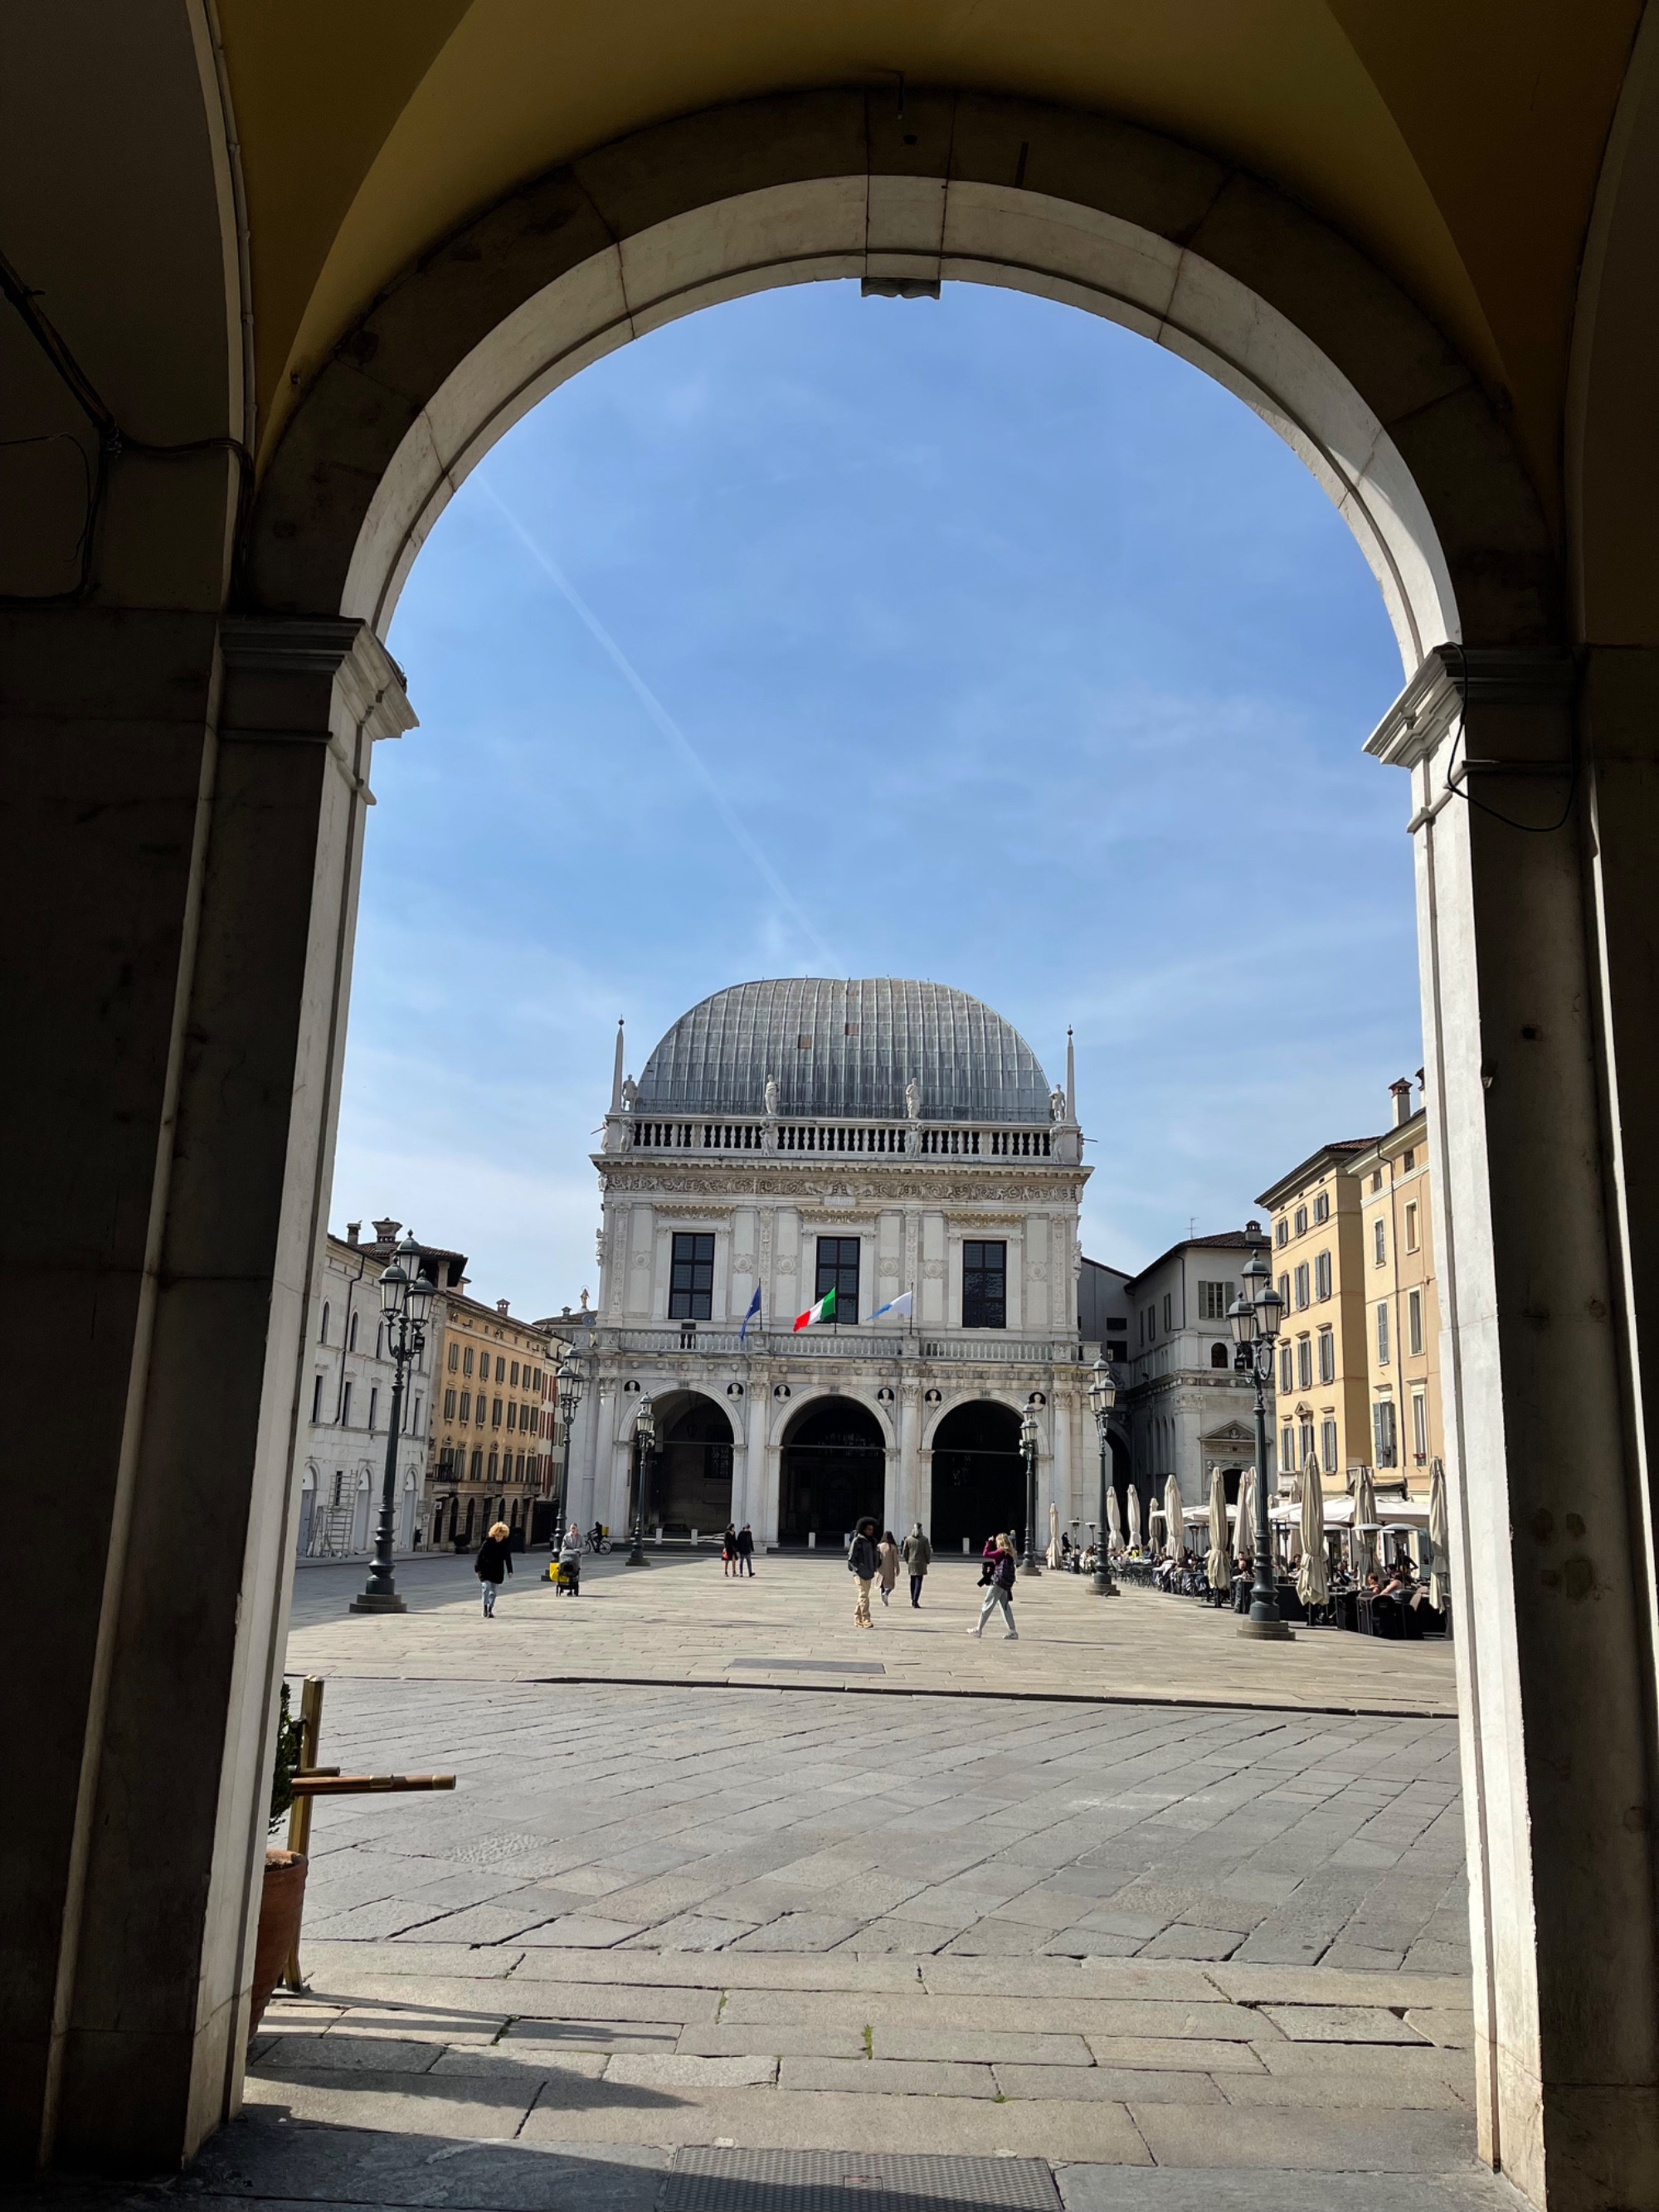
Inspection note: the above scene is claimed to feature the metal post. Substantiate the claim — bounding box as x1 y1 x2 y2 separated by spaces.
626 1431 649 1565
282 1675 325 1990
1092 1420 1118 1596
1019 1424 1042 1576
351 1333 408 1614
1239 1346 1292 1640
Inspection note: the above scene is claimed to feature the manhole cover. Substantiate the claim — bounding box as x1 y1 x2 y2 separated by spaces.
666 2148 1059 2211
726 1657 886 1676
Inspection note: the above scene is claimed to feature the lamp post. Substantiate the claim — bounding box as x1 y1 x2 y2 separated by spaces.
350 1235 436 1615
1229 1253 1292 1641
1087 1357 1120 1596
1019 1403 1043 1576
625 1394 656 1566
554 1352 586 1548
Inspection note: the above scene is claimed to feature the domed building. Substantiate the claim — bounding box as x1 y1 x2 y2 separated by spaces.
566 978 1102 1553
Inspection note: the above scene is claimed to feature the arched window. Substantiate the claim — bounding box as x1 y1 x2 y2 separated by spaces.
1209 1342 1229 1369
348 1309 358 1351
319 1302 330 1344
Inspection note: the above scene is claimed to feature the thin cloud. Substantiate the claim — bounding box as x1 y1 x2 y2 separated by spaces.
477 476 838 971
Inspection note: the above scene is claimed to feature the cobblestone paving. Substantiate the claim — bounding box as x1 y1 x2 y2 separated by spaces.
293 1677 1468 1973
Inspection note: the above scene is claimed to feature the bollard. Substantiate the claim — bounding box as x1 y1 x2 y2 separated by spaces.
690 1528 698 1547
963 1537 970 1554
807 1531 816 1549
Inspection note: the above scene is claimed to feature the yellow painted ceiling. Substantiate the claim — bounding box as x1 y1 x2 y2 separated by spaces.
220 0 1642 524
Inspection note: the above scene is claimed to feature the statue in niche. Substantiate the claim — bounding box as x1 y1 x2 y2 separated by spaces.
904 1077 921 1122
764 1075 779 1118
620 1075 638 1112
1049 1084 1067 1122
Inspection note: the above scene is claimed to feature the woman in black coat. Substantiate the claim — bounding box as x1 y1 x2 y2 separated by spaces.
475 1521 513 1617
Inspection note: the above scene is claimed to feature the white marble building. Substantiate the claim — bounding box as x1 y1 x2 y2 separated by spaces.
567 979 1098 1551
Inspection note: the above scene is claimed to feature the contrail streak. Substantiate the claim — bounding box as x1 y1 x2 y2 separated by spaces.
479 478 837 969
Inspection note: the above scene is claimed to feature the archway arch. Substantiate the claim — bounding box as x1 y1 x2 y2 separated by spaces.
929 1399 1024 1555
778 1394 886 1546
652 1389 735 1536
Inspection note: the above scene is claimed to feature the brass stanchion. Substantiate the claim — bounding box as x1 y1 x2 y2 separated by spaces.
282 1676 324 1991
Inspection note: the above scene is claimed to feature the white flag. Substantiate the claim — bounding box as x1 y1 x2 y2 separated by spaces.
873 1290 913 1320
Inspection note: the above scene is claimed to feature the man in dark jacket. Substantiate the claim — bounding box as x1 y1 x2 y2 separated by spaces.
901 1522 932 1607
849 1517 879 1628
736 1523 756 1576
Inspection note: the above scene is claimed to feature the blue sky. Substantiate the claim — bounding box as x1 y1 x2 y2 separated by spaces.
335 279 1416 1313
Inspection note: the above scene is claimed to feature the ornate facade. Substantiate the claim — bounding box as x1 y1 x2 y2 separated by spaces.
567 979 1100 1551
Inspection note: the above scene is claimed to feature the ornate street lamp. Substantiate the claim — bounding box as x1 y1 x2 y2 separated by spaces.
1019 1402 1043 1577
1087 1357 1120 1596
555 1351 586 1548
351 1235 437 1615
625 1393 656 1566
1229 1251 1292 1640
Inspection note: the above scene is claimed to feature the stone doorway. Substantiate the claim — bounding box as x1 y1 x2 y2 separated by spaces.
779 1396 885 1546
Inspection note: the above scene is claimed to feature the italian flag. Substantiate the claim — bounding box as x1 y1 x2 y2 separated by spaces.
793 1287 836 1331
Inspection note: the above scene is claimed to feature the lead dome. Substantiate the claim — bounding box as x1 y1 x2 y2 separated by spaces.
634 979 1052 1123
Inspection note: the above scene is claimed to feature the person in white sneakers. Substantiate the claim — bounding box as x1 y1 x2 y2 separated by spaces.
968 1535 1019 1640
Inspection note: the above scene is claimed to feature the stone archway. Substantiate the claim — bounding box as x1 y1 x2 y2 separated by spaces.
652 1390 735 1537
778 1395 886 1546
930 1400 1024 1554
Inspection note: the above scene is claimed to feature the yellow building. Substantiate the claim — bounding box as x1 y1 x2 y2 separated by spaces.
426 1291 557 1551
1349 1083 1443 1500
1256 1135 1380 1491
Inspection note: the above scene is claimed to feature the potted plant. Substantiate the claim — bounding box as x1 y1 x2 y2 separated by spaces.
248 1680 308 2040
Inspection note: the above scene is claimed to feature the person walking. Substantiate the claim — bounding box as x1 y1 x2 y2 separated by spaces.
475 1520 513 1617
849 1517 879 1628
901 1521 932 1606
557 1518 583 1596
967 1534 1019 1640
722 1521 738 1577
877 1529 901 1606
736 1523 756 1576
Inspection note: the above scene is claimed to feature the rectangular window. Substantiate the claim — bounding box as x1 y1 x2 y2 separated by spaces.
491 1396 503 1427
463 1346 474 1377
1297 1335 1312 1390
507 1401 517 1430
459 1390 470 1421
1275 1219 1288 1247
1278 1274 1291 1312
496 1356 506 1383
1408 1287 1424 1357
1374 1219 1387 1265
310 1374 324 1423
367 1386 378 1432
1197 1280 1234 1321
447 1342 459 1372
444 1387 455 1419
1412 1389 1429 1462
1145 1303 1155 1342
1293 1262 1310 1309
340 1379 353 1426
1314 1250 1332 1300
815 1235 861 1323
1293 1204 1308 1235
669 1230 716 1319
1279 1344 1294 1394
509 1361 519 1387
411 1396 421 1434
1299 1417 1316 1467
1321 1417 1339 1473
1281 1425 1297 1473
1376 1302 1390 1364
1404 1200 1419 1252
1313 1191 1330 1223
962 1240 1007 1328
1162 1291 1173 1330
1373 1397 1399 1466
1318 1326 1335 1384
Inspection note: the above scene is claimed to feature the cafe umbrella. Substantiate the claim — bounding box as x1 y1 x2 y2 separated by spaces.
1207 1468 1231 1595
1297 1454 1329 1610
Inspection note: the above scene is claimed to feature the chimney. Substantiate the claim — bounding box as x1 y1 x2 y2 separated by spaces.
497 1298 510 1315
372 1217 401 1245
1390 1077 1413 1128
1245 1219 1262 1238
345 1221 361 1245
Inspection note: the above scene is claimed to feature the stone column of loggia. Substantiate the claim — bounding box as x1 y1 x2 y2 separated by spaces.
0 611 412 2171
1370 647 1659 2212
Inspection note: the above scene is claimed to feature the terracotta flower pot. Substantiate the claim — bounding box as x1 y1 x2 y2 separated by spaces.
248 1848 308 2042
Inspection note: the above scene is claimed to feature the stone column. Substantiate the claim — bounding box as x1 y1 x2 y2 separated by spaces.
898 1380 922 1533
1370 647 1659 2210
0 611 411 2170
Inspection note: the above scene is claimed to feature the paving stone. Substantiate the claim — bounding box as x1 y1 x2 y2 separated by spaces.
1127 2100 1477 2171
252 2034 441 2073
517 1916 646 1948
1083 2036 1267 2073
1219 2068 1468 2110
606 2052 779 2088
621 1912 760 1952
1058 2164 1506 2210
1045 1930 1148 1959
1136 1925 1245 1961
1208 1966 1470 2009
995 2063 1225 2102
242 2068 543 2136
504 2019 682 2052
1259 2005 1430 2044
1405 2007 1477 2049
678 2024 868 2058
733 1912 868 1952
779 2056 1000 2096
873 2026 1093 2064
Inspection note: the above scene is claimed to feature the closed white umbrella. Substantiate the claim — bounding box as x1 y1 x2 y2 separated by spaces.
1354 1464 1379 1581
1235 1464 1257 1566
1164 1474 1184 1562
1048 1498 1061 1567
1207 1468 1231 1593
1106 1485 1122 1553
1428 1456 1450 1612
1297 1454 1328 1610
1126 1484 1143 1548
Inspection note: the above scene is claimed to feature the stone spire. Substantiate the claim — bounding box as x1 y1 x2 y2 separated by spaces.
1065 1027 1076 1122
610 1018 625 1113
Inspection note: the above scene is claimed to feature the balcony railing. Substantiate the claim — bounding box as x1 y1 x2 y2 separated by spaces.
600 1326 1080 1363
621 1118 1055 1159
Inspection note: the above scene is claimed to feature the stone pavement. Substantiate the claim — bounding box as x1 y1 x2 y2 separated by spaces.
285 1548 1457 1717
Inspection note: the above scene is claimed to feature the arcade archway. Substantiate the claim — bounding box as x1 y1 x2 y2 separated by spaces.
778 1396 886 1547
651 1391 734 1536
930 1401 1024 1555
